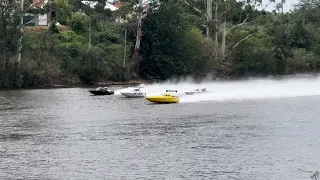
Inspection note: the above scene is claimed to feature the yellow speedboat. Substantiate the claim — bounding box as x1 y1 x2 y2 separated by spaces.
146 92 179 104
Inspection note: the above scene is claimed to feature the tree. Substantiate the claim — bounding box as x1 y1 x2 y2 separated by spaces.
295 0 320 24
0 0 21 72
182 0 274 59
139 0 205 79
17 0 25 69
131 0 151 71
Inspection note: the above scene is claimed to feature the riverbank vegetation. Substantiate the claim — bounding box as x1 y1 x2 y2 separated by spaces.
0 0 319 88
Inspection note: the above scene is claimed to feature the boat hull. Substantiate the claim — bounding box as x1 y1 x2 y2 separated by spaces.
185 91 209 95
121 92 146 98
89 90 114 95
146 96 179 103
185 92 197 95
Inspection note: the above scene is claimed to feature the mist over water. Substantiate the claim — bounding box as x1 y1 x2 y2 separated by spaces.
115 74 320 103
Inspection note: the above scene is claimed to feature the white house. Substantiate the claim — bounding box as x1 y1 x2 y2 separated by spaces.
80 1 119 11
81 1 123 22
30 0 50 26
80 0 152 24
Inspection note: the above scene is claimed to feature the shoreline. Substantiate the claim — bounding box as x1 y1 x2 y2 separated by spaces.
1 73 319 91
0 79 154 91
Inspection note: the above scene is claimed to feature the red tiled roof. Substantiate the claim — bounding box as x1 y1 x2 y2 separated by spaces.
112 3 122 8
32 0 47 7
111 2 149 10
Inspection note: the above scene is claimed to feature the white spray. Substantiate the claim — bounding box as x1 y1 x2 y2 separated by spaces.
115 74 320 103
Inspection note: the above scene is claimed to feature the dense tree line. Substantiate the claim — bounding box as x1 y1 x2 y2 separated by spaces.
0 0 319 88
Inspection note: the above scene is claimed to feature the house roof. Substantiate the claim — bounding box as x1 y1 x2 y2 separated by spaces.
105 3 119 11
31 0 48 7
112 3 122 9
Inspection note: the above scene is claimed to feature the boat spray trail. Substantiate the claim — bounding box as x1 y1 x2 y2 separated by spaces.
115 74 320 103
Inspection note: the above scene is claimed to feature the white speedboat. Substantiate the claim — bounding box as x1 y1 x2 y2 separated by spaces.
165 90 178 94
185 88 208 95
165 90 180 96
120 87 146 98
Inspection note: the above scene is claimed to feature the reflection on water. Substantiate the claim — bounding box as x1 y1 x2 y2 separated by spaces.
0 88 320 179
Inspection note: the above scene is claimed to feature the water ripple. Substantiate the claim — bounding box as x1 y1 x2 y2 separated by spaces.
0 87 320 179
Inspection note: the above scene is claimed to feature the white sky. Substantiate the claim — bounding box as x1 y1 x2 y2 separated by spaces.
260 0 299 12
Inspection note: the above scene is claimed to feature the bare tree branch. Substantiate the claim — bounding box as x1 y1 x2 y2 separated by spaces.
261 2 272 11
217 12 226 19
227 13 249 34
232 26 275 50
226 12 267 35
183 0 209 19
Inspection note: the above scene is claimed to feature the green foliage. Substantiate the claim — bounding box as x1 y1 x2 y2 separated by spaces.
52 0 71 25
49 21 60 34
287 48 319 73
93 22 123 45
228 29 276 76
1 0 320 88
58 30 87 45
67 12 89 33
139 1 205 79
77 46 106 84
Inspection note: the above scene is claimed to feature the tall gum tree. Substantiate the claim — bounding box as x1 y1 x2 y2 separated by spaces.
17 0 49 69
131 0 152 70
225 0 287 57
182 0 286 59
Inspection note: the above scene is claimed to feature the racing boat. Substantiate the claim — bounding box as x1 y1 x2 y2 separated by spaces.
120 87 146 98
89 87 114 95
145 90 179 103
185 88 208 95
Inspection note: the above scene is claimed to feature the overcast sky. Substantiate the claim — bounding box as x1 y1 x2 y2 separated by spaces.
259 0 299 12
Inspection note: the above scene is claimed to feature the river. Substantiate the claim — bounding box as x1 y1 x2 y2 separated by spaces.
1 78 320 179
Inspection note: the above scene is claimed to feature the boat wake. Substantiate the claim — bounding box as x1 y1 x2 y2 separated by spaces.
115 74 320 103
